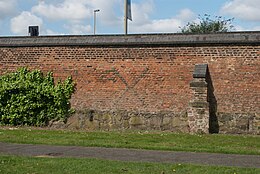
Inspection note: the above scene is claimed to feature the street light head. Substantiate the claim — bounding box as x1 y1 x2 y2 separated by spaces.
94 9 100 12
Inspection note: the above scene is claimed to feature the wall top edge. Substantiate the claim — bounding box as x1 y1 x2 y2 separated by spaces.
0 31 259 47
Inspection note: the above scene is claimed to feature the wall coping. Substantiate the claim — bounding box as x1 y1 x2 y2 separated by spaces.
0 31 259 47
193 64 208 78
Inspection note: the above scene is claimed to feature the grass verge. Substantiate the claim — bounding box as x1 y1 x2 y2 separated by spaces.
0 128 259 155
1 155 259 174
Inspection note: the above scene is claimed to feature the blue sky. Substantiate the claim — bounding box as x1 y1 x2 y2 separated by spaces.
0 0 259 36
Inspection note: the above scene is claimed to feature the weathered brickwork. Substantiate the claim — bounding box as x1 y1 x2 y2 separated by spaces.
0 32 259 134
188 64 210 134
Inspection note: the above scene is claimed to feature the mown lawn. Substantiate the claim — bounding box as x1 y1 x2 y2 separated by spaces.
0 155 259 174
0 128 259 155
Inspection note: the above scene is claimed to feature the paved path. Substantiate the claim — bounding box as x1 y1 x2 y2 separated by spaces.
0 142 259 168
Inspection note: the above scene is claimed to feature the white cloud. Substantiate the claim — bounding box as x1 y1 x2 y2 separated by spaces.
131 0 154 25
30 0 120 34
130 6 196 33
176 8 196 21
131 18 183 33
10 11 43 35
32 0 120 24
45 29 61 35
64 24 92 35
234 24 260 31
88 0 121 26
8 0 197 35
221 0 260 21
32 0 92 22
233 25 245 31
252 26 260 30
0 0 17 19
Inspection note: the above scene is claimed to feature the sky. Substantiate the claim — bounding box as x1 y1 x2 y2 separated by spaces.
0 0 260 36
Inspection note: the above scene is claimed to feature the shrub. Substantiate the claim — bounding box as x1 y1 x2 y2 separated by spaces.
0 67 75 126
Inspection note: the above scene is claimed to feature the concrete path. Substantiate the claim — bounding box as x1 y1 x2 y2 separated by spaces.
0 142 259 168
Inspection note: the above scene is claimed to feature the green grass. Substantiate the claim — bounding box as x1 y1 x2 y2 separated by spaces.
0 128 259 155
0 155 259 174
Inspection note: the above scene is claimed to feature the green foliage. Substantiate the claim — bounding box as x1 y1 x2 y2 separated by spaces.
180 14 234 34
0 68 75 126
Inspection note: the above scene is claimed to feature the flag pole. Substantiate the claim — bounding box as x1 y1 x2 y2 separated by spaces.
124 0 128 35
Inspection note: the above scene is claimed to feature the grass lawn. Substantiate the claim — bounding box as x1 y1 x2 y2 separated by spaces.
0 155 259 174
0 128 259 155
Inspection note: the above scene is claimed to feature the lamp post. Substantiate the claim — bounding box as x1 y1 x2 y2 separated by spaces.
93 9 100 35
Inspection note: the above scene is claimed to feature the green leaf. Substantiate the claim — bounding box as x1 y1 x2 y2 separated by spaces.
0 67 75 126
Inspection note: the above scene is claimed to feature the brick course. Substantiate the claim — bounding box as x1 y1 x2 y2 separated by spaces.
0 32 259 133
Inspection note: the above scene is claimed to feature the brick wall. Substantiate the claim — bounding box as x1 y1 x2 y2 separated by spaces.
0 32 259 134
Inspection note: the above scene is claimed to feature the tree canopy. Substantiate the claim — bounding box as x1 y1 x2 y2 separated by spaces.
180 14 234 34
